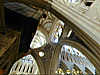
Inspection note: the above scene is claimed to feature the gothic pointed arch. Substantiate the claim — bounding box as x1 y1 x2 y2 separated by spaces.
8 49 45 75
49 39 96 75
30 30 47 49
9 54 39 74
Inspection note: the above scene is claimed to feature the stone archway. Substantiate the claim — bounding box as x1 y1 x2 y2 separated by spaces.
59 40 98 73
49 39 97 74
5 0 100 74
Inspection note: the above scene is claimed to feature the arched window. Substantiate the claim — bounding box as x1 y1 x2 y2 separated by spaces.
50 20 64 43
9 55 40 74
60 44 96 74
30 30 46 49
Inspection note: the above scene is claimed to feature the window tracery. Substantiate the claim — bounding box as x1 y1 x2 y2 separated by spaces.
30 30 46 49
50 20 64 43
60 44 96 74
9 55 40 74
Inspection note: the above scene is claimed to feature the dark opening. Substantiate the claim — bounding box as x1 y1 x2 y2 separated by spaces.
85 2 93 6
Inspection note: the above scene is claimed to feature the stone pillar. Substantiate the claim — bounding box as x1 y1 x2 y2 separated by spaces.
0 0 6 33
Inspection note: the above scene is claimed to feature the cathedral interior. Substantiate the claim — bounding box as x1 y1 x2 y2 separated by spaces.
0 0 100 75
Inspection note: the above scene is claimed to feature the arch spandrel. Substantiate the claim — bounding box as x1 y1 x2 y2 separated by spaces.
30 51 45 74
